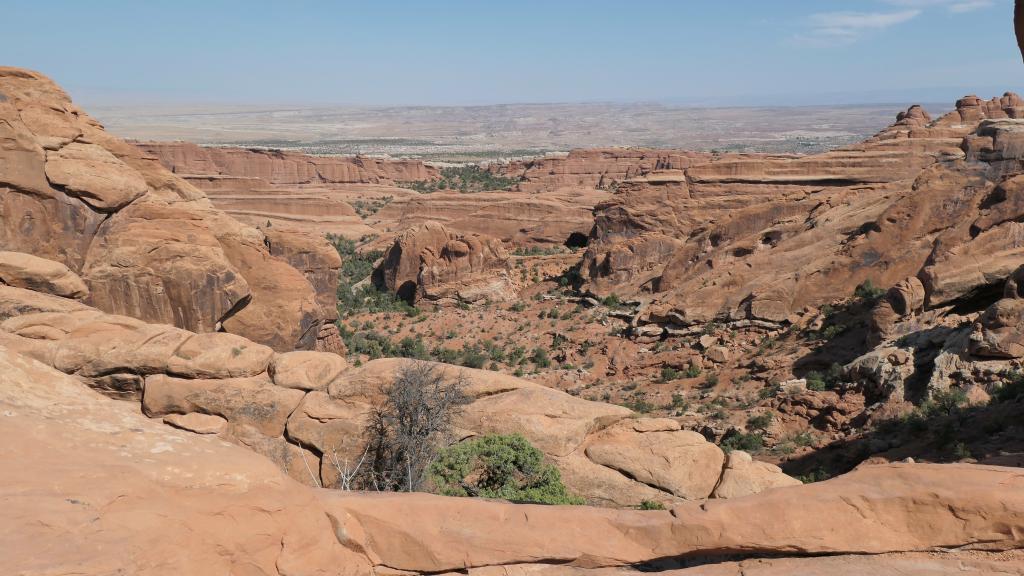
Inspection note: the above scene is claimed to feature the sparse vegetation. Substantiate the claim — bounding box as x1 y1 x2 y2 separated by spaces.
746 413 773 431
398 165 518 193
328 234 421 318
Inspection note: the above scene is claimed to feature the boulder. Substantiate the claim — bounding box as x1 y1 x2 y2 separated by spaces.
165 332 274 379
970 297 1024 358
711 450 802 499
4 344 1024 575
584 419 725 499
0 251 88 298
0 67 333 351
0 284 89 321
0 344 368 576
270 350 347 391
263 227 342 319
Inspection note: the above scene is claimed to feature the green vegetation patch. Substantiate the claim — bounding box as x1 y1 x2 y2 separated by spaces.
399 165 519 193
430 433 584 504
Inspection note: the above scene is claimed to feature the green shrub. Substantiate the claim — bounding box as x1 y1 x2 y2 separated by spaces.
459 344 488 369
602 293 622 307
621 392 654 413
805 363 843 391
805 372 827 391
703 373 719 388
746 413 773 431
429 434 584 504
531 346 551 368
854 279 885 300
993 371 1024 404
921 387 968 417
638 500 666 510
660 366 680 382
719 431 764 453
684 363 702 378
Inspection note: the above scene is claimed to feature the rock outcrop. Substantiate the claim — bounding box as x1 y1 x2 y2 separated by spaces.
3 347 1022 575
143 141 610 247
578 93 1024 335
494 148 715 193
0 251 88 299
373 221 518 305
140 140 438 185
0 67 338 352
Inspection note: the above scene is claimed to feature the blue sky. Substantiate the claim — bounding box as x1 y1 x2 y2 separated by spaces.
3 0 1021 106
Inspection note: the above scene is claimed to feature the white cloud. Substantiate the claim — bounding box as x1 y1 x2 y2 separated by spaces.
882 0 996 12
948 0 995 13
809 10 922 32
795 10 921 45
792 0 998 47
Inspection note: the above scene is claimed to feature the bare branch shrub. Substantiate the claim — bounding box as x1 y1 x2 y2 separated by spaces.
362 360 469 491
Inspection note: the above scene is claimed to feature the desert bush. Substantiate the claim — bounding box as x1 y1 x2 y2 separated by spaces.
363 361 469 492
531 346 551 368
854 279 885 300
429 434 584 504
638 500 666 510
746 413 773 431
719 431 764 453
684 363 702 378
992 370 1024 404
660 366 680 382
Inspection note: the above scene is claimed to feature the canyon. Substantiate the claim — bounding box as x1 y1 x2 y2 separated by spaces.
4 42 1024 576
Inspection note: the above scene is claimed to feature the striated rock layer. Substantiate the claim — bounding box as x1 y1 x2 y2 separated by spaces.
0 67 340 352
140 140 438 185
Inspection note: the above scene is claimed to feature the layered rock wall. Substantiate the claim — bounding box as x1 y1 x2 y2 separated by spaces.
0 67 338 352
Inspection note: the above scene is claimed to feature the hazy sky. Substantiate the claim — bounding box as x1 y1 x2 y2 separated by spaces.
4 0 1023 106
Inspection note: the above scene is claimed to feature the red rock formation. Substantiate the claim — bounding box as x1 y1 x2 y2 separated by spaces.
139 140 438 185
0 67 334 351
578 94 1024 331
495 148 715 192
374 221 517 304
2 348 1022 575
0 283 796 506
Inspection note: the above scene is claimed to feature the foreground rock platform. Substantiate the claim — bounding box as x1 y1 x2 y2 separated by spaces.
2 344 1022 575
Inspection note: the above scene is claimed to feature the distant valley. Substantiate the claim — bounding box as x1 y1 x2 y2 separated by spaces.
91 100 949 162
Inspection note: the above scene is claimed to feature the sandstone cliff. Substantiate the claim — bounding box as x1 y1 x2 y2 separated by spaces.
140 140 438 185
577 94 1024 335
0 67 341 352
